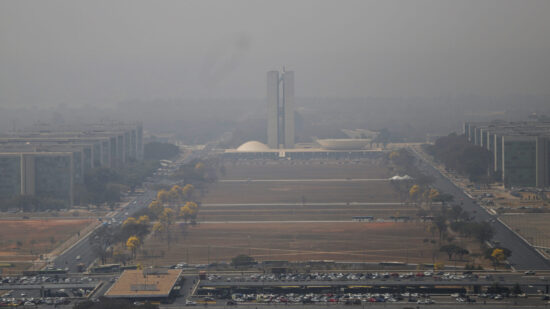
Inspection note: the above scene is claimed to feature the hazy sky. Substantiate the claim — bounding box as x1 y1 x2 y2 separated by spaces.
1 0 549 107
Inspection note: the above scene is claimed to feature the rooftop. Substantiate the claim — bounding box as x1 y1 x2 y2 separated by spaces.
104 269 182 298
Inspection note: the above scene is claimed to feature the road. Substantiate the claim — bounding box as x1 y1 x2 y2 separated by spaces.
52 190 157 272
410 147 550 271
52 147 204 273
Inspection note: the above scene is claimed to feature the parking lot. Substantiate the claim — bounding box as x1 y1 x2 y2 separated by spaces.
204 271 477 283
190 271 547 306
0 275 99 307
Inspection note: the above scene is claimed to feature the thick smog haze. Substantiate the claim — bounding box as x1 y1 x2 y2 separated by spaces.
1 0 550 108
4 2 550 300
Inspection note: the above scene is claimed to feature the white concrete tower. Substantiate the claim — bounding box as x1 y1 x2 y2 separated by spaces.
267 71 279 149
282 70 294 148
266 69 295 149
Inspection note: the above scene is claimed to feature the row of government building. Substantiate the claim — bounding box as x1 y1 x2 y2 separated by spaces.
464 120 550 188
0 123 143 206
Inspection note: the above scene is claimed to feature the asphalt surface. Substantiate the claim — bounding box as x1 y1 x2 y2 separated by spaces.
410 148 550 271
0 283 97 290
52 147 206 273
52 190 156 272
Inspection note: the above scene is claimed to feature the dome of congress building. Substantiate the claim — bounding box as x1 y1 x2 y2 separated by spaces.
236 141 271 152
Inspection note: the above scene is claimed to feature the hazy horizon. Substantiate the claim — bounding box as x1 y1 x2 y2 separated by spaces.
1 0 550 108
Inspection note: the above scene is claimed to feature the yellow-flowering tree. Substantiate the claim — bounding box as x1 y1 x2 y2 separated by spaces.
389 151 399 161
182 184 195 200
152 222 165 239
169 185 182 202
159 208 176 244
137 215 150 225
126 236 141 258
157 189 170 204
490 248 506 269
409 184 421 204
148 200 164 218
122 217 137 227
160 208 176 226
423 188 440 206
180 201 199 221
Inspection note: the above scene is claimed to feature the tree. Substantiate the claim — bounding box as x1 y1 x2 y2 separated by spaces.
113 249 131 265
159 208 176 244
374 128 391 148
456 247 470 260
433 216 447 240
486 247 512 269
148 201 164 218
490 248 505 268
121 217 149 240
194 162 205 176
83 168 121 204
426 134 492 183
144 141 180 160
168 185 182 202
424 188 439 205
428 188 440 200
409 185 421 203
472 223 494 243
432 193 454 205
433 262 445 271
123 217 138 227
90 225 117 264
180 205 192 221
160 208 176 225
231 254 256 267
449 204 465 222
181 184 195 200
126 236 141 259
137 215 150 225
439 244 468 261
152 222 165 237
157 190 170 204
179 202 198 222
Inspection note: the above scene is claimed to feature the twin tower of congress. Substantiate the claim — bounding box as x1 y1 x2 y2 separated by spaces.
267 70 294 149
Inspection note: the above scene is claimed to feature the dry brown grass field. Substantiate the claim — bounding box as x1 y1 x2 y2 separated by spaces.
137 222 438 265
137 159 489 268
198 203 415 221
204 160 401 204
221 161 389 180
202 181 399 204
0 219 92 260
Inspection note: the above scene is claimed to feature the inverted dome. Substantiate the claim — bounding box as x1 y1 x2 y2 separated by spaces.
236 141 271 152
